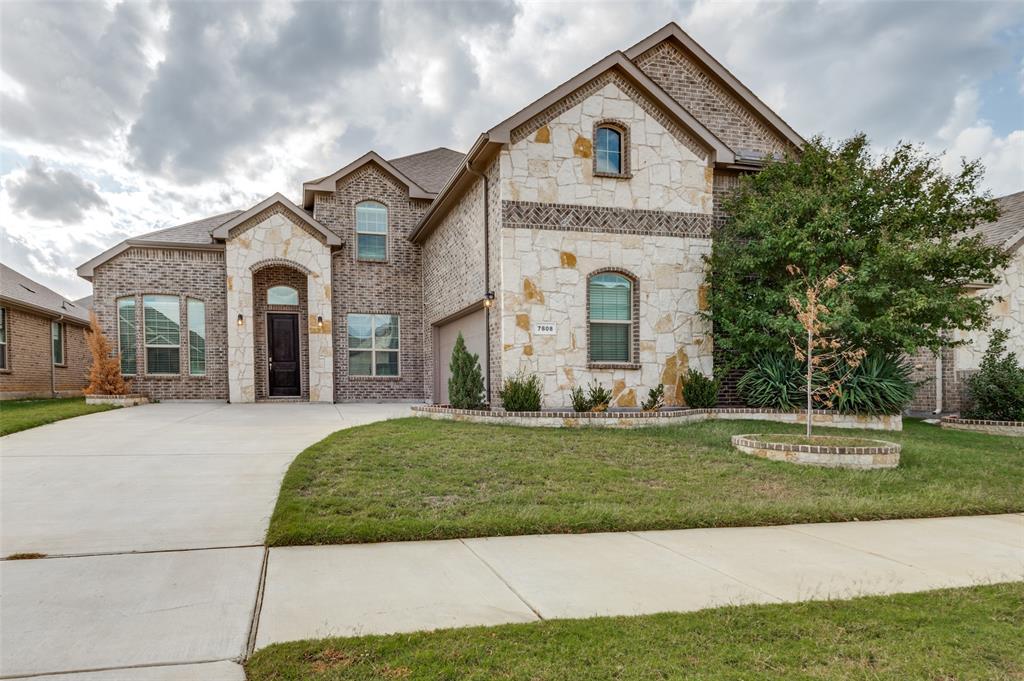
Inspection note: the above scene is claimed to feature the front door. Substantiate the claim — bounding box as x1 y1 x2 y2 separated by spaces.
268 313 300 397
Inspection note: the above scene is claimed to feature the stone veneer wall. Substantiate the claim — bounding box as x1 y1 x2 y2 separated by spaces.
0 307 90 399
314 165 429 401
500 228 712 408
225 208 333 403
253 265 310 401
501 77 712 213
955 249 1024 371
91 247 228 400
633 43 791 158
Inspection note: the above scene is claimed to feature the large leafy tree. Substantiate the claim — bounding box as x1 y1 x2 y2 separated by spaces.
707 134 1007 369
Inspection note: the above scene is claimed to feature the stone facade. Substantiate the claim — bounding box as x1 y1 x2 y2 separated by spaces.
225 209 333 403
91 247 229 401
0 306 89 399
955 249 1024 370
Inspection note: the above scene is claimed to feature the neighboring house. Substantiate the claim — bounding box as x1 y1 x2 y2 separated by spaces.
77 22 804 406
0 264 91 400
907 190 1024 415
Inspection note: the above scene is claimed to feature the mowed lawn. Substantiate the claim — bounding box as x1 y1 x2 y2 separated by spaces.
247 582 1024 681
0 397 114 436
267 417 1023 546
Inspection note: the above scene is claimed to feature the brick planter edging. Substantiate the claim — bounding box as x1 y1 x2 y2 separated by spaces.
411 405 902 431
940 416 1024 437
731 434 901 469
85 394 150 407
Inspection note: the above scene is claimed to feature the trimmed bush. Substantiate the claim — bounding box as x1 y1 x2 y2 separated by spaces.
834 352 914 415
448 333 485 409
499 371 543 412
570 385 590 412
964 329 1024 421
587 380 613 412
738 353 805 410
641 384 665 412
682 369 718 408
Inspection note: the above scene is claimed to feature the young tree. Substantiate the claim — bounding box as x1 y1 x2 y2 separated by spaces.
84 311 130 396
447 332 485 409
707 134 1008 371
787 265 865 436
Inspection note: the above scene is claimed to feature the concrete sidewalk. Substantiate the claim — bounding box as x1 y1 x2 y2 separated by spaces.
255 513 1024 648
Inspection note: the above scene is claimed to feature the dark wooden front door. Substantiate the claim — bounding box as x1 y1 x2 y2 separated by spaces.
268 313 300 397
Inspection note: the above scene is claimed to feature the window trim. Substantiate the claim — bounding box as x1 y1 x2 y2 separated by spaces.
143 294 182 376
187 298 206 377
117 296 137 376
347 313 400 378
592 120 631 179
586 269 640 368
354 200 389 263
51 321 65 367
0 307 8 372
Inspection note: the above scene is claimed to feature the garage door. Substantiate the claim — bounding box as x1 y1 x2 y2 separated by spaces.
436 308 487 404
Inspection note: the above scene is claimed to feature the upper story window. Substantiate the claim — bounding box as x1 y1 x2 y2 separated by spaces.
267 285 299 306
117 297 137 376
143 294 180 374
51 321 65 366
588 272 633 363
595 126 623 175
355 201 388 262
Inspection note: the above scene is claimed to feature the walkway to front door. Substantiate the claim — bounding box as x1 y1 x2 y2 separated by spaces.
268 312 300 397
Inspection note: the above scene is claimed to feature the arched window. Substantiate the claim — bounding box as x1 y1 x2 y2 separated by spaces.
595 126 623 175
589 272 632 363
355 201 388 261
267 285 299 306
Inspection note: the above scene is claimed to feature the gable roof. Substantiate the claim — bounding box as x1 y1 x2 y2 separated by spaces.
302 151 438 208
211 193 342 245
623 23 805 151
966 191 1024 253
389 147 465 193
1 263 91 325
77 210 241 280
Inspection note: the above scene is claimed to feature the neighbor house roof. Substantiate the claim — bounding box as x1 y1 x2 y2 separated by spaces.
77 210 241 280
74 294 93 310
967 191 1024 253
1 264 91 325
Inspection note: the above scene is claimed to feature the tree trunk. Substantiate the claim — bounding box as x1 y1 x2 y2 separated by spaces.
806 328 813 437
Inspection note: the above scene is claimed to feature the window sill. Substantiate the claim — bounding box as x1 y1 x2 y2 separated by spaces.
348 375 402 381
142 373 184 379
53 364 67 369
355 258 389 265
588 362 641 370
593 171 632 180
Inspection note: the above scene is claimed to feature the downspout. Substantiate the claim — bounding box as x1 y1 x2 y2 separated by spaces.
933 349 943 415
51 314 64 399
464 160 491 404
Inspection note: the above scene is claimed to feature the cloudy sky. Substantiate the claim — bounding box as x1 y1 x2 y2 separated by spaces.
1 0 1022 300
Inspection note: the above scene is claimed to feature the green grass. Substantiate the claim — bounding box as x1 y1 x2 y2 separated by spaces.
246 582 1024 680
267 417 1023 546
0 397 115 436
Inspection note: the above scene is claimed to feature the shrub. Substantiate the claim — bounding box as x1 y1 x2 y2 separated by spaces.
587 380 612 412
447 333 485 409
964 329 1024 421
834 352 914 415
84 312 130 396
641 384 665 412
738 353 804 410
569 385 590 412
499 370 543 412
681 369 718 408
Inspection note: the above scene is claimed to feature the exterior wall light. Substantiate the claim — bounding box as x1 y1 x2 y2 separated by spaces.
483 291 495 308
317 315 324 328
237 314 244 326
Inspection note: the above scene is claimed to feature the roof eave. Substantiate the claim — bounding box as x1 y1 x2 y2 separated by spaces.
301 152 435 209
77 239 222 280
0 296 90 326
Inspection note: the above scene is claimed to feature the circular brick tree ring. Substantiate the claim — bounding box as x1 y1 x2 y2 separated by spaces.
731 434 900 469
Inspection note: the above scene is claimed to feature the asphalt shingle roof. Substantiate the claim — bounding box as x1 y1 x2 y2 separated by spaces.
389 147 465 194
133 210 244 246
967 191 1024 250
1 264 91 324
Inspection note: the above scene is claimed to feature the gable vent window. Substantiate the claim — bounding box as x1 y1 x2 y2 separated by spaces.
595 126 623 174
355 201 388 262
144 295 180 374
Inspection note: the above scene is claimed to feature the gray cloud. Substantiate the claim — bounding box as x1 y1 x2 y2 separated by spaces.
7 158 107 222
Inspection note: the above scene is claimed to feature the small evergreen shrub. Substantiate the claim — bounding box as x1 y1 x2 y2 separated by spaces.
964 329 1024 421
641 384 665 412
447 333 485 409
570 385 590 412
587 380 613 412
499 370 543 412
681 369 718 408
834 352 914 415
738 353 805 410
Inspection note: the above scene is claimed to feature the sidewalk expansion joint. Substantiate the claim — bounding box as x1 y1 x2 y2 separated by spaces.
458 539 546 621
244 546 271 660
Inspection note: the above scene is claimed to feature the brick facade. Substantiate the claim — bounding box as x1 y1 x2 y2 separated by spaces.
315 165 430 401
0 306 89 399
92 247 229 400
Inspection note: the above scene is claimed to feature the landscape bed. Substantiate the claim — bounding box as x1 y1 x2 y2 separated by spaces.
246 582 1024 681
941 415 1024 437
267 417 1023 546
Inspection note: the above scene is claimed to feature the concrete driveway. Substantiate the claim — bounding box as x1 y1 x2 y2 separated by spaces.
0 401 411 679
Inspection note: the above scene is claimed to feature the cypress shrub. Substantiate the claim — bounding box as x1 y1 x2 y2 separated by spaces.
447 333 485 409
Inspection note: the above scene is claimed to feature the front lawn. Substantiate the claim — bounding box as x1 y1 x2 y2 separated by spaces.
247 582 1024 680
267 417 1023 546
0 397 115 436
